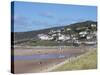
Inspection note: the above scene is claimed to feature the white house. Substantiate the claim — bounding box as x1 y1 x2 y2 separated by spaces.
51 34 57 37
91 24 96 27
38 34 53 40
58 35 70 41
79 31 88 37
86 35 93 40
79 31 88 35
73 37 78 40
66 28 71 31
58 35 65 41
49 29 61 34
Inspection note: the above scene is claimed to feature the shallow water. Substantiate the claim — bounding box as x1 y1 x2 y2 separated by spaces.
13 53 82 60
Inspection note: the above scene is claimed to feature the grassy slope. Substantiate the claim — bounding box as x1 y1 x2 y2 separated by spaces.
32 40 58 46
14 21 97 42
52 49 97 71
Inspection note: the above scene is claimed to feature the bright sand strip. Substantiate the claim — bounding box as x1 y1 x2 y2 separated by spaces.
14 47 87 56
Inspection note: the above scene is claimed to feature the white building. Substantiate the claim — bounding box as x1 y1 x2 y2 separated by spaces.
73 37 78 40
79 31 88 35
65 35 71 40
38 34 53 40
58 35 70 41
49 29 61 34
66 28 71 31
91 24 96 27
79 31 88 37
86 35 93 40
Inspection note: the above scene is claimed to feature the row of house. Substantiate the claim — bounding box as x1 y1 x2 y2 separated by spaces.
37 24 97 46
38 34 53 40
38 32 71 41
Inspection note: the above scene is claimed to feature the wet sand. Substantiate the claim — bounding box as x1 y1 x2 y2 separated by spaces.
14 47 87 56
13 58 66 73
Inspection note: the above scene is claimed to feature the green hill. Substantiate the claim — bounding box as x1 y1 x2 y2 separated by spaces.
12 20 97 45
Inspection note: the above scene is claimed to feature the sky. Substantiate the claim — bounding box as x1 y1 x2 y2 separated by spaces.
11 1 97 32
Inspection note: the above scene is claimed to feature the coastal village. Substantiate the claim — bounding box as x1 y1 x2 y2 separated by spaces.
37 24 97 46
14 21 97 47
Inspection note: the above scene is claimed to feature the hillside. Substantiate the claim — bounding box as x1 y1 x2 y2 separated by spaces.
12 20 97 45
11 21 97 45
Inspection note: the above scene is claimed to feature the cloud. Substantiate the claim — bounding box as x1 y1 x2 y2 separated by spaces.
39 12 55 18
32 20 49 26
13 15 33 32
14 15 29 26
13 15 56 32
57 17 86 23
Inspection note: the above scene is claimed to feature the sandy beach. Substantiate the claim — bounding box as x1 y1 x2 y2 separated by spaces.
12 46 94 74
